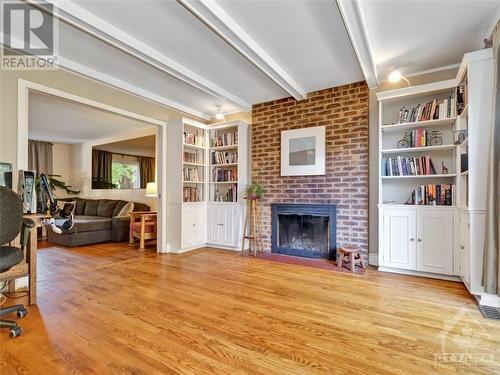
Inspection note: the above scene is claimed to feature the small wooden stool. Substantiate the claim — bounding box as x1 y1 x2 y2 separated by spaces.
337 245 365 272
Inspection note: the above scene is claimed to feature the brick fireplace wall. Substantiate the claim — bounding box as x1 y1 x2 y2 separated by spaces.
251 81 369 257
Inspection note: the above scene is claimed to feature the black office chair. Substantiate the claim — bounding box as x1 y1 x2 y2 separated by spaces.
0 186 35 338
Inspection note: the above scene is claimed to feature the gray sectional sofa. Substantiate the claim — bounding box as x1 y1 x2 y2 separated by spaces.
47 198 150 247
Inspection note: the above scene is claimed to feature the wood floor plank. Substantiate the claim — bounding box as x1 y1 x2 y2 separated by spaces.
1 242 499 374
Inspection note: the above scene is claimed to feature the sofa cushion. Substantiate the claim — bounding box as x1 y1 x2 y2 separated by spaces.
83 200 99 216
112 200 127 217
73 216 112 232
98 200 118 217
75 199 86 215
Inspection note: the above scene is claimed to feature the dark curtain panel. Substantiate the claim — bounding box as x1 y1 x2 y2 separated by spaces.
92 149 113 189
483 22 500 296
139 157 155 188
28 140 53 176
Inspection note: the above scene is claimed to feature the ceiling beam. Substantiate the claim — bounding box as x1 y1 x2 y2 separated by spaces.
179 0 307 101
336 0 378 88
30 0 251 113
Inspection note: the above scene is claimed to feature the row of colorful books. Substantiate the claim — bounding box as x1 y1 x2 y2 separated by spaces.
210 132 238 147
183 186 201 202
382 156 437 176
402 128 439 148
184 130 204 147
211 151 238 165
397 97 455 124
406 184 455 206
213 184 237 202
212 167 237 182
183 151 202 164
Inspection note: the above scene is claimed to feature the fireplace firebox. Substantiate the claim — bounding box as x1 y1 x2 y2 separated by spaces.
271 203 336 259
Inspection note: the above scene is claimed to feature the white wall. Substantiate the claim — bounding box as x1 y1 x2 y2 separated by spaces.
68 128 158 210
51 143 72 198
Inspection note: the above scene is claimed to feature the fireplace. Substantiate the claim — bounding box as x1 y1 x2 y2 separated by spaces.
271 203 336 259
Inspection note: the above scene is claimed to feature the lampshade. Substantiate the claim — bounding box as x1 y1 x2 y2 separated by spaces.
145 182 157 197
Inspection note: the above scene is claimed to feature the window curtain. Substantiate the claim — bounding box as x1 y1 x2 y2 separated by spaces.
483 22 500 296
139 157 155 189
92 149 113 189
28 140 53 176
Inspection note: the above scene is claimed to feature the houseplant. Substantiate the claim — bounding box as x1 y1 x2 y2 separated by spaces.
245 182 264 200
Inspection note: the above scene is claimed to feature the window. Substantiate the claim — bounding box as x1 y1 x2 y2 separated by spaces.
111 154 140 189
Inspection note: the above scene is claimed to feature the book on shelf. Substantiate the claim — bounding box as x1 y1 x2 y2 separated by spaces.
213 184 237 202
456 83 468 115
395 97 455 124
211 151 238 165
381 155 438 176
183 129 204 147
405 184 455 206
401 128 444 148
183 167 200 182
211 131 238 147
183 151 202 164
212 167 237 182
183 186 201 202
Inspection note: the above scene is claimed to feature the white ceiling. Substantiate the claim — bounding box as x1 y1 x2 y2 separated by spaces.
94 135 156 158
5 1 500 120
356 0 500 82
28 92 156 144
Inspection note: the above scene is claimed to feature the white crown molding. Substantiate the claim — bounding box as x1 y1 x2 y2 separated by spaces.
31 0 251 112
178 0 307 101
336 0 378 88
404 63 460 79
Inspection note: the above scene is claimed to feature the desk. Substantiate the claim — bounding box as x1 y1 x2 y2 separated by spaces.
1 218 37 305
24 213 51 239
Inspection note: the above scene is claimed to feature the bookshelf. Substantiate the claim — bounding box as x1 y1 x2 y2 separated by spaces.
376 49 500 308
166 118 249 253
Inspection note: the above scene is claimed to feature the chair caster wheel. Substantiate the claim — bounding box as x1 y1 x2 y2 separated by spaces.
9 326 22 338
17 308 28 318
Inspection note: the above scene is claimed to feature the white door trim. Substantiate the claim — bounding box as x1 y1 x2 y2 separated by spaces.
17 78 169 253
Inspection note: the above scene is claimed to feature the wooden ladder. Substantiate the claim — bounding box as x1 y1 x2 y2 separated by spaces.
241 198 264 256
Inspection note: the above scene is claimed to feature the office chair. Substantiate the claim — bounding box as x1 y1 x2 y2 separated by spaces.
0 186 35 338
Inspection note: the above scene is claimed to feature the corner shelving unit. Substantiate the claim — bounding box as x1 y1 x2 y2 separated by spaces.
166 118 249 253
377 48 500 308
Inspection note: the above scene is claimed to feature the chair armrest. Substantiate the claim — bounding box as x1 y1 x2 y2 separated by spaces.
111 216 131 242
21 218 35 251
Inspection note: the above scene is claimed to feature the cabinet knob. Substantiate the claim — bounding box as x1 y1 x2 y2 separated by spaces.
192 224 196 227
460 245 465 250
410 238 415 242
218 223 224 226
417 239 422 242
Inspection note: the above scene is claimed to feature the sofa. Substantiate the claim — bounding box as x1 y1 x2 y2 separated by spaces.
47 198 150 247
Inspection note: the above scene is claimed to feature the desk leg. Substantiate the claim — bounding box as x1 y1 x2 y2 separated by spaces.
28 227 37 305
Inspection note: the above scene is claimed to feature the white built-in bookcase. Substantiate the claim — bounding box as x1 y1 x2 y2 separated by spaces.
376 49 499 307
166 118 249 253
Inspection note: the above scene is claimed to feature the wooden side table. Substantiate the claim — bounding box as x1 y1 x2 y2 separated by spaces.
23 213 51 239
337 245 365 272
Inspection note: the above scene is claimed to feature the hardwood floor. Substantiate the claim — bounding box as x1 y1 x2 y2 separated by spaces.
1 242 499 374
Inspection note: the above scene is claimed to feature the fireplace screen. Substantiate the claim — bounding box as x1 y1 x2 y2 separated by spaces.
277 214 329 256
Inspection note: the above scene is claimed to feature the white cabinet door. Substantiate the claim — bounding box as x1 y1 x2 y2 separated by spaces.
207 203 239 247
458 212 471 285
182 205 206 249
382 208 417 270
416 209 453 275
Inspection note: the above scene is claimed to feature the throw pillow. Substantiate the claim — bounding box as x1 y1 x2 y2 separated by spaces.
117 202 134 217
57 200 76 214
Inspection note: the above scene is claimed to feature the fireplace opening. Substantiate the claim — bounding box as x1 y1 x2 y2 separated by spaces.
277 214 329 255
271 203 336 259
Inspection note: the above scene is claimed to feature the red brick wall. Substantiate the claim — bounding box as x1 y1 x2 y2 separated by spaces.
251 81 369 257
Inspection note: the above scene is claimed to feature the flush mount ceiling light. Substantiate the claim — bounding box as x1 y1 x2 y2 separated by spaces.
215 106 225 122
388 70 411 87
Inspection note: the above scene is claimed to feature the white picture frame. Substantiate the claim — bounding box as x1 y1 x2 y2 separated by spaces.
281 126 326 176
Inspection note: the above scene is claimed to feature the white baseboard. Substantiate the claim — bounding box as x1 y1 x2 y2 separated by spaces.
368 254 379 266
378 266 461 282
477 293 500 308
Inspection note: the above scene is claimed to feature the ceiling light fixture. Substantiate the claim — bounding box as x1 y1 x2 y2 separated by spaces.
215 106 225 122
388 70 411 87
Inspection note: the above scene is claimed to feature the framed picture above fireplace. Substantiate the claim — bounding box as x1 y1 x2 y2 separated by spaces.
280 126 325 176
